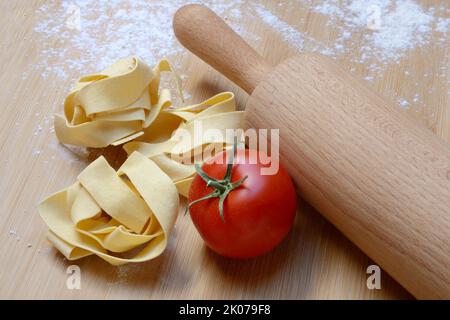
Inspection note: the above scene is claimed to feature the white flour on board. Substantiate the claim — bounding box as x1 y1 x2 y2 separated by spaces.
32 0 246 80
255 1 448 72
311 0 446 64
253 0 448 109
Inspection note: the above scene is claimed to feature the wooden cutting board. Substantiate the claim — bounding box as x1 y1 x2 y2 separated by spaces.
0 0 447 299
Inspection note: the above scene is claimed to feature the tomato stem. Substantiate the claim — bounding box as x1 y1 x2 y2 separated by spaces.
185 137 248 222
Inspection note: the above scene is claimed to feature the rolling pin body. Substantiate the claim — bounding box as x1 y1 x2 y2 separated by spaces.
173 4 450 299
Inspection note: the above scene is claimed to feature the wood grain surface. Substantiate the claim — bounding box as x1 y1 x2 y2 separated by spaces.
0 0 448 299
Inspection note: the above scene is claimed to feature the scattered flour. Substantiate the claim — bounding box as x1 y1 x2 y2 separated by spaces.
314 0 437 63
254 5 305 51
48 141 89 164
253 0 448 109
8 230 36 248
110 264 142 285
9 229 21 242
255 0 446 68
435 17 450 33
398 98 410 109
32 0 246 80
113 265 131 285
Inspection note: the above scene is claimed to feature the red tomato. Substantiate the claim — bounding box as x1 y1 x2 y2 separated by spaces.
187 148 297 259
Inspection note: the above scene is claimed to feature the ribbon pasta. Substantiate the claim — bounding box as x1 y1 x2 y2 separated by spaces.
40 57 245 265
125 91 245 197
54 57 183 148
38 152 179 265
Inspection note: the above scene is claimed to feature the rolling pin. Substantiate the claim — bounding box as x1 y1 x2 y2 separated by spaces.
173 4 450 299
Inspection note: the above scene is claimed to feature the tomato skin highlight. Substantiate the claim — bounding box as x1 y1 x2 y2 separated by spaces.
188 149 297 259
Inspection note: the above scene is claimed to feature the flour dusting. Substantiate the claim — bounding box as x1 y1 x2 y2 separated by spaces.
312 0 439 63
253 0 448 109
32 0 246 80
255 0 447 69
255 5 305 51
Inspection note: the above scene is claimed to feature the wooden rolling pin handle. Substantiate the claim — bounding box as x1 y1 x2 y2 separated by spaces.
173 4 272 94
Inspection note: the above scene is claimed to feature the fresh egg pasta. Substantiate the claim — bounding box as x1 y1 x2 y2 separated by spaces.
40 57 245 264
54 57 183 148
125 91 245 197
38 152 179 265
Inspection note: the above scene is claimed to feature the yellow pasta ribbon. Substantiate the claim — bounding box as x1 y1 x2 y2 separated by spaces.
54 57 183 148
38 152 179 265
125 91 245 197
